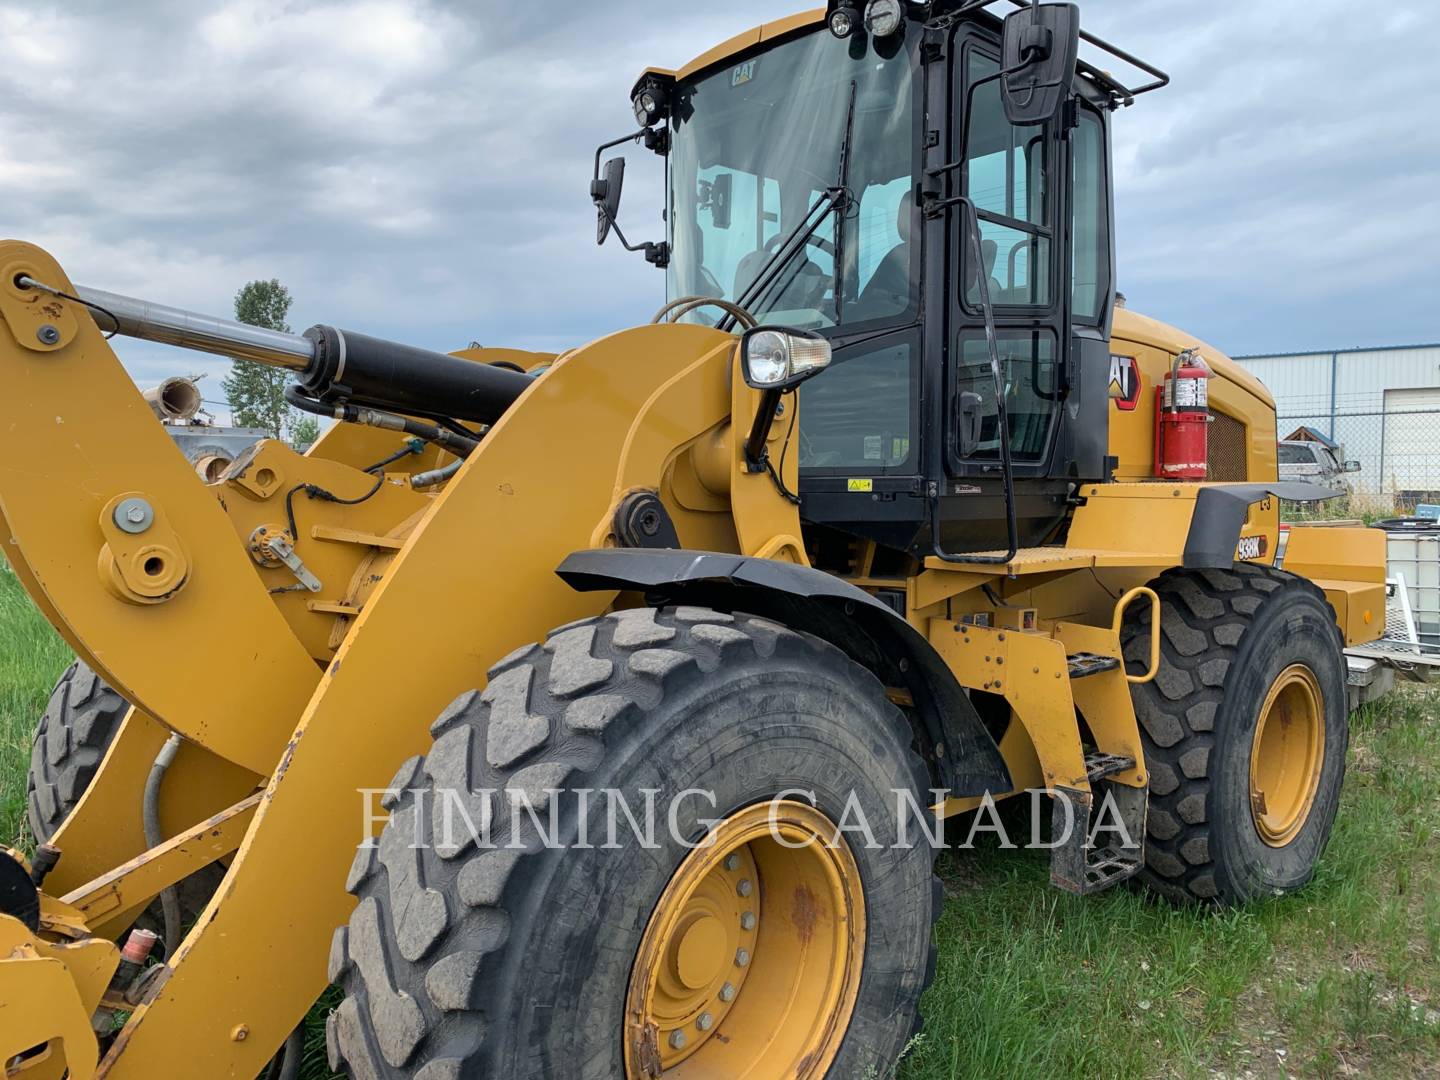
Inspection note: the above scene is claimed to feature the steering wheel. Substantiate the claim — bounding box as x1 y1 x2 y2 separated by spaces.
652 296 757 329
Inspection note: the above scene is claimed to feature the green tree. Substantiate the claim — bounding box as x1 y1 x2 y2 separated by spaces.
291 414 321 449
222 279 296 439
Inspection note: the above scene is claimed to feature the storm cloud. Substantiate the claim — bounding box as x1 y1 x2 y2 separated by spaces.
1 1 1435 415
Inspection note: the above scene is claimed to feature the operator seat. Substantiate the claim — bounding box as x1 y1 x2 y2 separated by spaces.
855 193 1003 315
684 227 724 300
856 191 915 314
733 234 826 314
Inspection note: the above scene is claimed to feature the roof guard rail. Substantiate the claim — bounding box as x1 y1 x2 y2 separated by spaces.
951 0 1170 106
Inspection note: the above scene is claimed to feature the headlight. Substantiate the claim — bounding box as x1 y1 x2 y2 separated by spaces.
740 327 832 390
864 0 903 37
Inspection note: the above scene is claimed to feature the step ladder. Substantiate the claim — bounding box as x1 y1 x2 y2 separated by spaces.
1047 595 1160 895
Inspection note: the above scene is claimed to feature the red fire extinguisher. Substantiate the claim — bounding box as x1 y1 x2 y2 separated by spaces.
1154 348 1211 480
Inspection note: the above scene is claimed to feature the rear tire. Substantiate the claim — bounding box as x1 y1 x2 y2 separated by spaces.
327 606 940 1078
26 658 222 949
27 660 129 844
1121 565 1348 905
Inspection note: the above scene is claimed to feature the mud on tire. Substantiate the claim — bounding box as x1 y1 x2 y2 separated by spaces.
327 606 942 1078
1121 565 1348 906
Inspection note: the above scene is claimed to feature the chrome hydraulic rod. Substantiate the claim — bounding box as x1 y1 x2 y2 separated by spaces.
15 276 532 425
18 277 315 370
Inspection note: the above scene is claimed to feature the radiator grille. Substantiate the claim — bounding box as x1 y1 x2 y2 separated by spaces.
1208 410 1248 481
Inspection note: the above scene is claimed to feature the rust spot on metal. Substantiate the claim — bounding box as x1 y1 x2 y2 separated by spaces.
790 882 819 945
796 1049 818 1075
632 1020 663 1078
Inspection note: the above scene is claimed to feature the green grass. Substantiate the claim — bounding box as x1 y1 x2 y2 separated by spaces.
1281 491 1401 525
3 558 1439 1077
0 561 71 847
901 686 1440 1079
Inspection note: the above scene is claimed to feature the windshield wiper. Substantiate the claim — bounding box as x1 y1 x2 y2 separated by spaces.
833 79 857 323
719 83 857 332
719 189 846 332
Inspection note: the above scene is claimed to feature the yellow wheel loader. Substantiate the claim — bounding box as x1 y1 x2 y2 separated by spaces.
0 2 1387 1077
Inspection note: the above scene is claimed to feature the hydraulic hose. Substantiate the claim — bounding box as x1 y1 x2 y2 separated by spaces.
410 459 464 489
284 385 480 455
142 733 184 954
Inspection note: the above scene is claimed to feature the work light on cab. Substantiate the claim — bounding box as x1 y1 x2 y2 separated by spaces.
632 79 667 127
864 0 904 36
828 4 859 37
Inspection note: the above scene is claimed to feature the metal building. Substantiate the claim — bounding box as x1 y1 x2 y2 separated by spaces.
1231 343 1440 498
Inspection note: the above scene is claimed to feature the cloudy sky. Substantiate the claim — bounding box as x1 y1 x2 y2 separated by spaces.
2 1 1436 419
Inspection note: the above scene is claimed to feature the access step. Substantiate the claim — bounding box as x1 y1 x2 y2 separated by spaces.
1049 763 1147 895
1077 845 1143 892
1067 652 1120 679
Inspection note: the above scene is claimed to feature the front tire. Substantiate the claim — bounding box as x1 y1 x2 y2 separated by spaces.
327 606 939 1078
1122 565 1348 905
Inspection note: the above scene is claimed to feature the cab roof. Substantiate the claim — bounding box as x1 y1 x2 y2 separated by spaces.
637 7 825 88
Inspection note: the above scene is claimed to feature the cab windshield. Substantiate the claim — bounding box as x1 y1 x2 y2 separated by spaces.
667 30 915 329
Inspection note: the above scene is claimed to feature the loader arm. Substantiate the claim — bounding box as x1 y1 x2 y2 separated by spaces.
0 241 807 1075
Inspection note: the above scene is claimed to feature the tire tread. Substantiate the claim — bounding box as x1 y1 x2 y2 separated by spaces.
330 607 941 1077
1121 564 1343 905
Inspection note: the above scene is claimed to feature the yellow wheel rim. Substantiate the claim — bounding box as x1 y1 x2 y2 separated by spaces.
1249 663 1325 847
624 800 866 1079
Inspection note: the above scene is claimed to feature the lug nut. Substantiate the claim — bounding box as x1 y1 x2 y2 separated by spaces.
723 854 741 872
696 1012 714 1032
719 982 736 1002
669 1029 686 1050
735 948 750 967
736 878 752 897
740 912 756 931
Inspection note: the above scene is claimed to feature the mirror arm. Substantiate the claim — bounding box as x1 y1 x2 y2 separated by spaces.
591 126 670 268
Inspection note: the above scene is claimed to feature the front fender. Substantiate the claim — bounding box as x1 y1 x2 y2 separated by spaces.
557 547 1011 797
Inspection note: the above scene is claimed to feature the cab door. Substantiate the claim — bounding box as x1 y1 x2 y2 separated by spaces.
946 29 1068 485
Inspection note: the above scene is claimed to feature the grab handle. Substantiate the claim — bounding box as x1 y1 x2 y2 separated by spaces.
1112 586 1161 684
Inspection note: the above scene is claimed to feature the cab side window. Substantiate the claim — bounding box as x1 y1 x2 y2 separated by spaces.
1070 108 1110 323
963 51 1050 307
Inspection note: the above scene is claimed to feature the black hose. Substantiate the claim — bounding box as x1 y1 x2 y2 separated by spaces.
284 385 479 455
142 734 184 954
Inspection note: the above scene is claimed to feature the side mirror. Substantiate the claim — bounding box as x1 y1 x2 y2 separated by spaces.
592 156 626 245
1000 2 1081 125
708 172 734 230
1344 459 1362 473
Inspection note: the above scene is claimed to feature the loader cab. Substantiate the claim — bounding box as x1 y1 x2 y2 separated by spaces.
654 2 1136 560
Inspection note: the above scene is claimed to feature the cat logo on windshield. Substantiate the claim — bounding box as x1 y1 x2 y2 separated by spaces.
732 60 758 87
1108 354 1141 411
